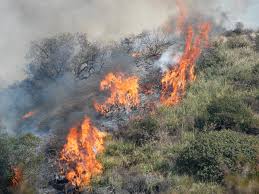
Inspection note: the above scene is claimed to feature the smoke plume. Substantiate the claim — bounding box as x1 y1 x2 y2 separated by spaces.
0 0 257 85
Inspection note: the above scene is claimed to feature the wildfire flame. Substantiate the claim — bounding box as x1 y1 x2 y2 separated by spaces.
11 167 22 187
59 0 212 189
160 0 211 106
176 0 188 32
59 117 106 187
22 111 36 120
131 52 142 58
94 72 140 114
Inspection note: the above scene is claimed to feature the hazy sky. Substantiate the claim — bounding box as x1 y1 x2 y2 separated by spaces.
0 0 258 87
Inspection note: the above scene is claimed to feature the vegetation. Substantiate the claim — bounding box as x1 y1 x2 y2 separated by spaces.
176 130 259 182
91 29 259 193
0 27 259 193
196 95 256 133
0 133 42 194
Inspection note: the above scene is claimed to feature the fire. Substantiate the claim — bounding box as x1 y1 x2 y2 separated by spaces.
131 52 142 58
59 117 106 187
22 111 36 120
176 0 188 32
11 167 22 187
160 0 211 106
94 72 140 114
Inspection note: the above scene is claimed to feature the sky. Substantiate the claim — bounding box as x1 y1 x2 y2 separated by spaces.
0 0 258 87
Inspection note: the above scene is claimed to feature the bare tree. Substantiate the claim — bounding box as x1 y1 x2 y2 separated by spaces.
26 33 105 88
26 33 74 84
131 30 173 65
71 34 105 80
234 22 244 34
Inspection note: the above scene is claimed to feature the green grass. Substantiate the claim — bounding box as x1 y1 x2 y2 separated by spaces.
0 133 43 194
91 32 259 193
176 130 259 182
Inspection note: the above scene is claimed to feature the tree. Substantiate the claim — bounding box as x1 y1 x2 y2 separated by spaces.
70 33 105 80
26 33 74 85
233 22 244 34
26 33 104 88
123 30 172 66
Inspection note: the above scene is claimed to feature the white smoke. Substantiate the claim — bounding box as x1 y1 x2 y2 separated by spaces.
155 46 182 72
0 0 258 86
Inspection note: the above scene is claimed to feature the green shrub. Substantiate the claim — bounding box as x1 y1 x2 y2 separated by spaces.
0 133 41 193
197 46 228 74
196 95 255 133
224 160 259 194
231 63 259 89
117 116 159 146
255 34 259 52
92 169 171 194
176 130 259 182
226 36 251 49
0 135 13 193
170 175 224 194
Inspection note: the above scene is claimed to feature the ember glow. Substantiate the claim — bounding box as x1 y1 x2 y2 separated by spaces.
176 0 188 32
131 52 142 58
94 72 140 114
11 167 22 187
22 111 36 120
160 0 211 106
59 117 106 187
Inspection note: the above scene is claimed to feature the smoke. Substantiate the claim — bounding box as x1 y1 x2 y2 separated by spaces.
155 46 182 72
0 85 33 133
0 0 258 86
0 0 258 134
0 37 138 134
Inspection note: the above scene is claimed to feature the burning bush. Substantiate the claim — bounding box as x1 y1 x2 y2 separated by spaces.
94 72 140 115
2 1 259 193
59 117 106 188
0 133 41 193
176 130 259 182
160 23 211 106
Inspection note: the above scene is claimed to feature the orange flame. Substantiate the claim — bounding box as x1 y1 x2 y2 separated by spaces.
11 167 22 187
176 0 188 32
59 117 106 187
94 72 140 114
131 52 142 58
22 111 36 120
161 23 211 106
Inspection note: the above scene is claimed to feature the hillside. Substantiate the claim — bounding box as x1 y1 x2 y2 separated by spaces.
0 26 259 194
87 29 259 194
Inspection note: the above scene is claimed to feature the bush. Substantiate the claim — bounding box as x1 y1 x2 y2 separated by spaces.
92 169 171 194
176 130 259 182
0 135 13 193
117 116 159 146
170 175 224 194
197 46 228 74
255 34 259 52
226 36 251 49
195 95 256 133
232 63 259 89
0 133 41 193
